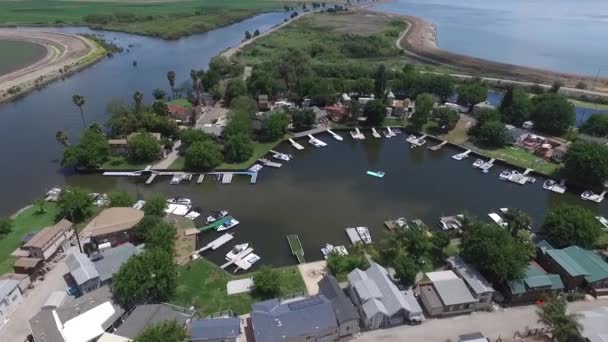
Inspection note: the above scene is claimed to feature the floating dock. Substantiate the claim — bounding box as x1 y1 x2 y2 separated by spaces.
221 247 254 269
355 128 365 140
345 228 362 245
308 134 327 147
523 168 533 175
258 159 282 168
194 233 234 254
222 173 233 184
145 174 157 184
327 129 343 141
387 127 395 136
197 174 205 184
234 253 260 272
287 234 305 264
429 141 448 151
289 138 304 150
371 128 381 138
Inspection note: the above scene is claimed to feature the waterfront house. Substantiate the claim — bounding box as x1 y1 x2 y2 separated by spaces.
537 243 608 296
189 317 241 342
21 218 74 260
168 103 194 122
472 101 496 115
0 278 23 324
109 139 129 156
91 243 142 286
324 104 348 121
318 274 360 338
347 263 423 330
80 207 144 247
503 261 564 305
13 257 44 279
391 100 406 118
29 285 126 342
446 256 495 310
505 125 529 145
311 106 329 125
251 294 339 342
419 270 477 316
258 94 270 111
551 144 568 162
114 303 194 339
65 248 100 295
0 272 31 294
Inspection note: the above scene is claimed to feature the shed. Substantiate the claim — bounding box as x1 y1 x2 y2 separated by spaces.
13 257 44 278
190 317 241 342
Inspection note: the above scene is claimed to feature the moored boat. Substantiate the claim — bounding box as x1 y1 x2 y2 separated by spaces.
206 210 229 224
170 175 181 185
499 170 512 181
472 159 484 168
225 243 250 261
167 197 192 206
581 190 604 203
488 212 507 227
543 179 556 190
217 217 240 231
356 226 372 244
366 170 385 178
309 138 323 147
596 216 608 230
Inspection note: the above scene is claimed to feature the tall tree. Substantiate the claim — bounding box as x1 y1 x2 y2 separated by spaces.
433 107 459 132
190 69 198 91
503 208 531 236
373 64 387 99
458 83 488 109
55 131 70 147
167 70 176 97
0 217 13 237
393 254 418 287
127 132 161 163
562 141 608 188
542 205 602 248
72 94 87 128
474 121 509 148
223 132 254 163
261 111 288 142
108 190 134 207
410 93 433 130
143 193 167 217
580 114 608 137
364 99 387 126
135 320 186 342
253 266 281 298
185 140 223 170
537 296 582 342
133 91 144 112
530 93 575 135
499 86 531 126
57 187 94 223
61 127 110 168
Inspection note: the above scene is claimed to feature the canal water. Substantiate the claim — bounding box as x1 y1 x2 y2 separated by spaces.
374 0 608 77
65 134 608 268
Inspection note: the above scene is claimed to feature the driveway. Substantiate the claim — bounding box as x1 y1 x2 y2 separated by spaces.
355 298 608 342
0 259 70 341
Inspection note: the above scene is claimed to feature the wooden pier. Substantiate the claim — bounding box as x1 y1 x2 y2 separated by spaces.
387 127 394 136
327 129 343 141
429 141 448 151
206 172 258 184
258 158 282 168
287 234 305 264
145 174 157 184
371 128 381 138
222 173 233 184
289 138 304 150
355 128 365 140
194 233 234 254
345 228 362 245
221 247 254 269
197 174 205 184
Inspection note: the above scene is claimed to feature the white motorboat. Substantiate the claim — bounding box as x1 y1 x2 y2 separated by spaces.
132 200 146 210
217 217 240 231
488 212 507 227
406 134 417 143
242 253 260 265
321 244 335 259
170 175 181 185
309 138 323 148
206 210 229 224
249 164 263 172
225 243 249 261
350 131 359 139
272 152 291 161
499 170 512 181
472 159 484 168
384 130 392 138
167 197 192 206
581 190 604 203
499 208 509 214
185 211 200 220
527 176 536 184
596 216 608 230
93 193 109 207
181 173 193 181
334 245 349 256
543 179 556 190
356 227 372 244
46 187 62 197
452 153 468 161
165 203 191 216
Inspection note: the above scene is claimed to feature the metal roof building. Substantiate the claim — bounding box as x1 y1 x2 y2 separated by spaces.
114 304 194 339
189 317 241 341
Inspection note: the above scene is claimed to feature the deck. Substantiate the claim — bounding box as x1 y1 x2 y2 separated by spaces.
287 234 305 264
194 233 233 253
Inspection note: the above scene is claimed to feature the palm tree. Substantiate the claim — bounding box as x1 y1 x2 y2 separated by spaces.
133 91 144 112
537 296 582 342
72 94 86 128
55 130 70 147
167 71 176 97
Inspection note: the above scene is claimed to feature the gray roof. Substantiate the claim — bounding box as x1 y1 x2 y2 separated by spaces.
579 306 608 342
347 263 422 318
353 279 382 302
93 243 141 282
432 278 477 306
43 291 68 309
29 308 64 342
420 284 443 310
56 285 124 326
0 279 19 300
447 256 494 295
190 318 240 341
114 304 194 339
66 249 99 285
251 295 338 342
317 275 359 324
362 297 387 318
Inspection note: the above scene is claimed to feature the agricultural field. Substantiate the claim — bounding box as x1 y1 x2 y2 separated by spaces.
0 40 47 76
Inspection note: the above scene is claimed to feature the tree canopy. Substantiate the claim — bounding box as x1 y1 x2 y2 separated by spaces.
224 79 247 106
61 128 110 169
409 93 433 130
108 190 134 207
180 128 210 148
474 120 509 148
291 109 316 131
580 113 608 138
433 107 459 132
458 83 488 107
562 141 608 188
364 99 387 126
185 140 223 170
537 296 582 342
127 133 162 163
135 320 186 342
143 193 167 217
541 205 602 248
499 86 531 126
326 246 369 279
253 266 281 298
261 111 288 142
223 132 254 163
0 217 13 237
57 187 94 223
530 93 575 135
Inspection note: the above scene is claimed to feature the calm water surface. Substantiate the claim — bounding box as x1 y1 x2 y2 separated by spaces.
66 135 608 268
374 0 608 76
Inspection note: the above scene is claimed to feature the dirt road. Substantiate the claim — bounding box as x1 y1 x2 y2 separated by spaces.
0 29 103 103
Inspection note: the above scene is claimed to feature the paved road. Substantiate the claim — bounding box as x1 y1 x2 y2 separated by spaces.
0 259 70 341
355 298 608 342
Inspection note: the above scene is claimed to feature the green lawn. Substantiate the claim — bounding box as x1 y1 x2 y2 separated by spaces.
101 156 152 170
173 258 305 315
0 203 61 274
166 98 193 108
219 139 283 170
482 146 559 175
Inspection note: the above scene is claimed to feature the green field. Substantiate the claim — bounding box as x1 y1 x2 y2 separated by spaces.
0 202 61 274
0 0 337 39
0 40 47 76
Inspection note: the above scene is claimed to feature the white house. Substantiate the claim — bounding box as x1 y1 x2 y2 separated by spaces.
0 279 23 324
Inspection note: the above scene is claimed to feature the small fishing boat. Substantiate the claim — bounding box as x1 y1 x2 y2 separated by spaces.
499 170 512 181
170 175 181 185
225 243 249 261
366 171 385 178
356 227 372 244
488 212 507 227
472 159 484 168
217 217 240 231
167 197 192 206
206 210 229 224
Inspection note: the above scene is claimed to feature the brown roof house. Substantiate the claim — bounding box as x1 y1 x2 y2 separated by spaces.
22 219 74 260
80 207 144 247
13 257 44 279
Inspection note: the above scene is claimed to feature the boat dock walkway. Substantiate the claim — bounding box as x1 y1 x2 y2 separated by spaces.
233 254 259 272
194 233 233 254
287 234 305 264
429 141 448 151
258 159 282 168
206 171 258 184
289 138 305 150
345 228 362 245
220 247 254 269
308 134 327 146
463 150 472 156
327 129 343 141
355 128 365 139
145 174 157 184
197 174 205 184
523 168 533 175
489 158 496 164
387 127 394 136
293 127 328 138
371 128 381 138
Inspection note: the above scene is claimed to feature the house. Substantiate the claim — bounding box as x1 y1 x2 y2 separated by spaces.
21 218 74 260
347 262 423 330
0 279 23 324
80 207 144 247
65 249 100 296
318 274 360 338
537 244 608 296
419 270 477 316
505 125 529 145
391 100 406 117
0 272 31 294
472 101 496 115
551 144 568 162
577 306 608 342
29 286 126 342
311 106 329 125
114 303 194 339
13 257 44 279
251 294 339 342
189 317 241 342
168 103 194 122
324 104 348 121
446 256 495 310
503 261 564 305
258 94 270 111
109 139 129 156
519 134 546 151
91 243 142 286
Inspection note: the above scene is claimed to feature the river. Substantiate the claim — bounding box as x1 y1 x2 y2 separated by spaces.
65 134 608 268
374 0 608 77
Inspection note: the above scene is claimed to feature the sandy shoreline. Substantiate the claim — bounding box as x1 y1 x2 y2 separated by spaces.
0 29 105 104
